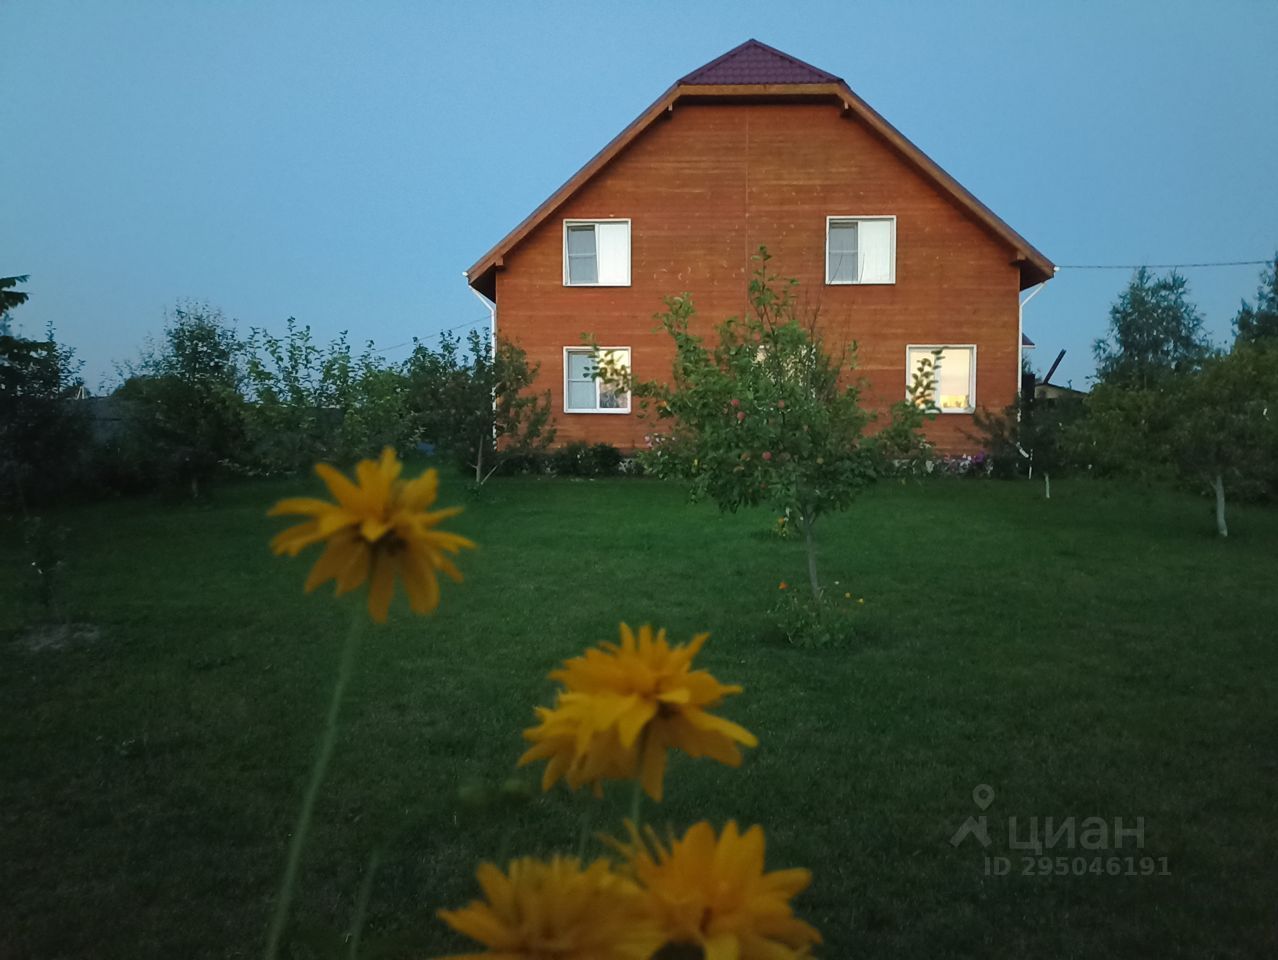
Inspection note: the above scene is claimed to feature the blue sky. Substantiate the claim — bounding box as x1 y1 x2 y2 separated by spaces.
2 1 1275 390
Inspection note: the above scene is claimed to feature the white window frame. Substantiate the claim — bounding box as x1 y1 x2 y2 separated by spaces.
906 343 977 415
562 346 631 415
825 215 896 285
562 219 632 287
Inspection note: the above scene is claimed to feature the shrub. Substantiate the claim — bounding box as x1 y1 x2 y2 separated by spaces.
547 442 625 477
769 585 861 648
549 442 590 477
585 442 624 476
493 451 547 476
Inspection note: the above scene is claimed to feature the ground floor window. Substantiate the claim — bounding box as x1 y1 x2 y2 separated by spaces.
563 346 631 413
907 344 976 413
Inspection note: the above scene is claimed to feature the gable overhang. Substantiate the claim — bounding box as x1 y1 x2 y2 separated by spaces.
464 81 1055 299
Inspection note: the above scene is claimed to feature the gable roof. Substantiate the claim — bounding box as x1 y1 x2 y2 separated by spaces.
465 41 1054 297
678 38 840 85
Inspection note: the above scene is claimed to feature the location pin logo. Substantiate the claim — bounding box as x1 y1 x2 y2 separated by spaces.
973 784 995 810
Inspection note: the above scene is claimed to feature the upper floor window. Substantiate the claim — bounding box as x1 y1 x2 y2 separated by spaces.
826 216 895 285
907 344 976 414
563 220 631 286
564 346 631 413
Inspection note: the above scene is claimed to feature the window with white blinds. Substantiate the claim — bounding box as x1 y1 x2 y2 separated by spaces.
563 220 631 286
826 216 895 284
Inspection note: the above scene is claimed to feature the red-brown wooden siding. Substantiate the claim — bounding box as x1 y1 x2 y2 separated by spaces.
491 100 1023 454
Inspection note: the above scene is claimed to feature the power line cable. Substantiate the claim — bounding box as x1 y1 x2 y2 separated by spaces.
1057 259 1270 270
372 316 489 355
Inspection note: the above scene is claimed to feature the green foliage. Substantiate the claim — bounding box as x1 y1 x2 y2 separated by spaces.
1069 382 1175 482
241 319 331 471
1166 344 1278 502
241 319 414 473
0 321 88 505
1233 253 1278 346
585 441 624 476
117 302 247 495
1072 344 1278 534
0 274 30 330
769 586 862 648
626 247 934 595
1093 267 1210 389
317 333 413 465
403 328 554 484
1071 266 1278 533
977 391 1085 490
547 441 625 477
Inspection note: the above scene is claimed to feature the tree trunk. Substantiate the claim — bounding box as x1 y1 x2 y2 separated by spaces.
801 511 822 599
474 439 483 485
1043 472 1051 500
1214 473 1228 538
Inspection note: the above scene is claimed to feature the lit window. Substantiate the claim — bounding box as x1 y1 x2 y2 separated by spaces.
907 345 976 413
826 216 895 284
563 220 631 286
564 347 631 413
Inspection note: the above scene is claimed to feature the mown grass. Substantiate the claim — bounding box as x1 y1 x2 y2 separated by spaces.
2 471 1276 958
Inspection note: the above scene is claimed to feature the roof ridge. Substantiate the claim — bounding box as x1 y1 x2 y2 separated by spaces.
678 38 840 86
675 38 753 84
736 39 841 82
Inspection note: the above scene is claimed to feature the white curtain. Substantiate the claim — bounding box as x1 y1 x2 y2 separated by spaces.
858 219 893 283
594 222 630 285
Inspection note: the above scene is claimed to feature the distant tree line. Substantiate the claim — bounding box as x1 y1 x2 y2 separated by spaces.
980 254 1278 536
0 282 554 505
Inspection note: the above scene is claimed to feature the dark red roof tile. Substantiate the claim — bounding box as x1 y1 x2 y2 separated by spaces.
679 39 840 86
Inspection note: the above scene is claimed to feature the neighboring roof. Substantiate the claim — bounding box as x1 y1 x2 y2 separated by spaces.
678 38 840 86
1036 382 1088 400
465 40 1055 297
1022 333 1036 348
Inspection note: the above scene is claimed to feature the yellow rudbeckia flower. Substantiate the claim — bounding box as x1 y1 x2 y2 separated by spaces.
620 820 822 960
268 447 474 623
519 624 757 801
435 856 664 960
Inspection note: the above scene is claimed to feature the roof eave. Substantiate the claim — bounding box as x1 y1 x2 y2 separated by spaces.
828 81 1055 290
1018 260 1055 290
465 83 682 289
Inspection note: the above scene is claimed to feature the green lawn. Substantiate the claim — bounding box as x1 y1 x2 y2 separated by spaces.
2 472 1277 958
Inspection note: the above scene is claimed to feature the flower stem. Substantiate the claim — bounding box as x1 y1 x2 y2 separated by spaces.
629 778 644 829
265 610 365 960
627 728 649 830
575 801 595 860
345 848 382 960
